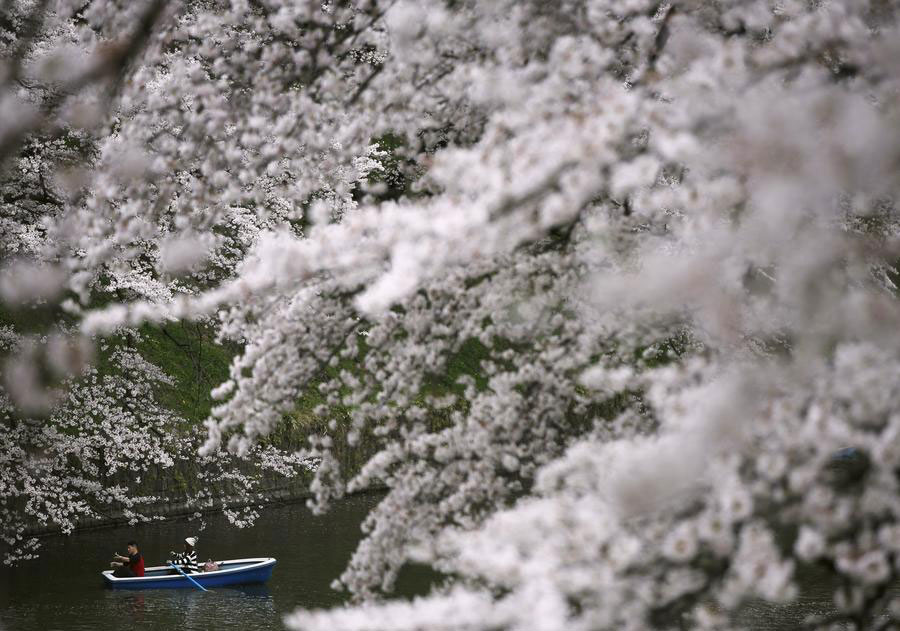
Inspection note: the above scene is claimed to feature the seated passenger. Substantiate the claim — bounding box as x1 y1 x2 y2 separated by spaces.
110 540 145 577
170 536 200 573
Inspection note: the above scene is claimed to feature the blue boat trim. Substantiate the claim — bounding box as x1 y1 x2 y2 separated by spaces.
102 557 276 589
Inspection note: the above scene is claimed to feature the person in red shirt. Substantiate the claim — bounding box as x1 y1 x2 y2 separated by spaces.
111 541 145 577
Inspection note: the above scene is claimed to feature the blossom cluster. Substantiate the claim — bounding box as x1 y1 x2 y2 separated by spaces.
0 0 899 629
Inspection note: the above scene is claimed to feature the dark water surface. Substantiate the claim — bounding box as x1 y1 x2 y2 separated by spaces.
0 492 868 630
0 494 398 631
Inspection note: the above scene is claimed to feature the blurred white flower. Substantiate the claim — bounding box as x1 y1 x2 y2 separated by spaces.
794 527 826 562
662 523 698 562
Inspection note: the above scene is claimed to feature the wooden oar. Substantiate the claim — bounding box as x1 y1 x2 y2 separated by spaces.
169 562 209 592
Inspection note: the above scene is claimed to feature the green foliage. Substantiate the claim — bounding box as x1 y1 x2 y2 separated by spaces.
421 336 490 397
360 132 426 203
133 321 237 426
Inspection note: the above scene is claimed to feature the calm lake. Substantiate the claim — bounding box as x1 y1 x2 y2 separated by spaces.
0 493 860 630
0 493 432 631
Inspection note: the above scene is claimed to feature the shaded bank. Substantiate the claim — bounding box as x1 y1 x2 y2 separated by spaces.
16 460 315 539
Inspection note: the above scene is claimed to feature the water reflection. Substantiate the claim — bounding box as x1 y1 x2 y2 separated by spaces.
93 570 279 629
125 593 146 623
229 584 272 599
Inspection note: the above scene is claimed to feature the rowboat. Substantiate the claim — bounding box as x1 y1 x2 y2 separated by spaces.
102 557 276 589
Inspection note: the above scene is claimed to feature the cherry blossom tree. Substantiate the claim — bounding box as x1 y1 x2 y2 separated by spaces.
0 0 316 564
2 0 900 628
0 325 316 565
